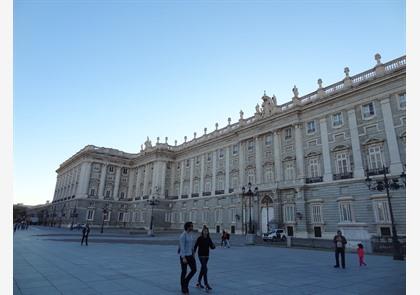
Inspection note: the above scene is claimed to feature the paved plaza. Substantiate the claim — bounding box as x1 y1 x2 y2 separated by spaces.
14 227 405 295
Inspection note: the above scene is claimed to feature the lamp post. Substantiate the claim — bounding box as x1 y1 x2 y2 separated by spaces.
365 166 405 260
147 195 160 236
51 208 57 227
242 182 258 244
70 203 78 231
101 203 109 234
264 197 270 234
59 205 66 228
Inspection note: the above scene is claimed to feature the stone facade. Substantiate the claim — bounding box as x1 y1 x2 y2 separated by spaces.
35 54 406 242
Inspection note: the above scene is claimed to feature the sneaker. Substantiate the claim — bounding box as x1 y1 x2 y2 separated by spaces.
334 265 339 268
205 284 212 291
196 283 204 289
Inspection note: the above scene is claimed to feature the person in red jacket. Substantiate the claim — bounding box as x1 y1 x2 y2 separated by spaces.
357 243 367 266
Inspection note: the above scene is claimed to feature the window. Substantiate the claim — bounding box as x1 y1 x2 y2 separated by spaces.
180 211 185 223
120 192 125 199
265 134 272 146
86 209 95 221
335 152 351 174
230 208 236 223
89 189 95 196
373 200 391 223
193 180 200 193
205 179 211 192
216 175 224 190
174 183 180 196
231 175 238 189
264 166 274 183
367 145 384 170
118 212 124 222
285 128 292 140
380 227 391 237
122 168 128 174
105 190 111 198
311 204 323 223
177 163 180 170
215 208 223 223
191 211 197 223
247 169 255 184
339 202 354 223
398 93 406 109
196 158 200 166
207 153 212 162
248 140 254 152
307 121 316 134
103 210 111 221
332 112 343 127
233 144 239 155
284 162 295 181
186 159 190 168
362 102 375 119
204 200 209 207
314 226 322 238
203 210 209 223
308 158 320 178
283 204 295 223
109 166 114 172
219 149 224 159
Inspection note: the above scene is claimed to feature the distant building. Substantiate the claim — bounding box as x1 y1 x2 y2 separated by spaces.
33 54 406 242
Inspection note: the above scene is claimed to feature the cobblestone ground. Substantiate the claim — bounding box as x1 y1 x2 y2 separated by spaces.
13 226 405 295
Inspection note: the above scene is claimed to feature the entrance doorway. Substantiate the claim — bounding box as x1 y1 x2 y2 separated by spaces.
287 226 294 236
261 195 274 234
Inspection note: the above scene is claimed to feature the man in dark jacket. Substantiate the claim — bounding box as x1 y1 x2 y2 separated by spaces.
81 224 90 246
333 230 347 268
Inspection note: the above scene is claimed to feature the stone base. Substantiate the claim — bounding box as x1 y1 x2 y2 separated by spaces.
245 234 256 245
339 223 372 253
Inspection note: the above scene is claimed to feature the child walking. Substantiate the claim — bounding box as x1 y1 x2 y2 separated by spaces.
357 243 367 266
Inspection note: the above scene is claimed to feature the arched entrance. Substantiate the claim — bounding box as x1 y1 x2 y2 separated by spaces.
261 195 274 234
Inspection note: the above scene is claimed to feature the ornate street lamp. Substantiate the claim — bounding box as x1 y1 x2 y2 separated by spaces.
365 166 405 260
242 182 258 244
101 203 109 234
147 187 160 236
70 203 78 231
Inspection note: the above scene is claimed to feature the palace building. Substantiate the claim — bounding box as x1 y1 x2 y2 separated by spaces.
33 53 406 243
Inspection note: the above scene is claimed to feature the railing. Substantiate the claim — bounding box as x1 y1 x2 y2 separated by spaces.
229 188 234 193
305 176 323 184
333 172 353 180
215 190 225 195
202 192 211 196
384 56 406 72
366 167 389 176
181 194 189 199
166 195 178 200
134 197 141 200
142 195 149 200
191 193 199 198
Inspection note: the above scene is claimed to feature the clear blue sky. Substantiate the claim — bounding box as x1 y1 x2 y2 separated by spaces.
14 0 405 205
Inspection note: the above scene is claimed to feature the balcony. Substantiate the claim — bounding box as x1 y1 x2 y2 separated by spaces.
181 194 189 199
229 188 234 193
191 193 199 198
166 195 178 200
202 192 211 196
333 172 353 180
305 176 323 184
134 197 141 200
366 167 389 176
142 195 149 200
215 190 225 195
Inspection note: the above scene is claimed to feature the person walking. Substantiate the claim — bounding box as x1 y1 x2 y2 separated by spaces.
357 243 367 266
194 225 215 291
81 224 90 246
333 230 347 269
220 230 226 247
179 221 197 295
225 230 231 248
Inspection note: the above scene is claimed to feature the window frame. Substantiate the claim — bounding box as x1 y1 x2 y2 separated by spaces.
361 102 376 120
306 120 316 134
331 112 344 128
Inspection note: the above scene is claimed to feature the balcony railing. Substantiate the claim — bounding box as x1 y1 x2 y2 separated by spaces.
215 190 225 195
142 195 149 200
366 167 389 176
191 193 199 198
181 194 189 199
202 192 211 196
305 176 323 184
333 172 353 180
134 197 141 200
229 188 234 193
166 195 178 200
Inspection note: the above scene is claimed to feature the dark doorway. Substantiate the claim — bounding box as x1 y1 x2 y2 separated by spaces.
231 225 235 234
287 226 294 236
216 225 220 233
314 226 322 238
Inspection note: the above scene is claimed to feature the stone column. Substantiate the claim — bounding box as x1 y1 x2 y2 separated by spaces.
170 162 176 196
255 136 262 184
319 118 333 181
273 130 282 182
239 141 245 187
113 166 121 200
200 154 205 194
212 150 217 195
152 162 160 191
143 165 150 196
347 109 365 178
179 161 184 198
189 159 194 197
225 146 230 192
160 162 167 197
134 166 142 198
294 124 305 180
381 98 404 175
76 161 91 198
127 168 135 199
98 163 107 199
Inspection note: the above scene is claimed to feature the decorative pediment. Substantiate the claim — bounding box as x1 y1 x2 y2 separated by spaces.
362 137 385 146
262 161 274 167
331 144 351 152
305 151 321 158
282 156 296 162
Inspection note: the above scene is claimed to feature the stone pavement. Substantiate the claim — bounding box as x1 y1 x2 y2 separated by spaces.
13 227 405 295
